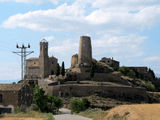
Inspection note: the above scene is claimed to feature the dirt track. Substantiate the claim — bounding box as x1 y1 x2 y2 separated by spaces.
106 104 160 120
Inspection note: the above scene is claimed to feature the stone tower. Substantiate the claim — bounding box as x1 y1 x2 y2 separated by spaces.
71 54 78 68
39 39 49 78
78 36 92 65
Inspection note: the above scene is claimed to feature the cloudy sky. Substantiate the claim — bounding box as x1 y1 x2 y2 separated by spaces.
0 0 160 82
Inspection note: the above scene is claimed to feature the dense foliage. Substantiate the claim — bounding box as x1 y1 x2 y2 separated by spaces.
61 61 65 76
70 98 91 113
145 81 156 92
33 85 63 114
119 66 136 78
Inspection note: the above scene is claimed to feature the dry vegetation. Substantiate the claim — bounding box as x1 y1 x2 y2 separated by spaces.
0 111 54 120
80 104 160 120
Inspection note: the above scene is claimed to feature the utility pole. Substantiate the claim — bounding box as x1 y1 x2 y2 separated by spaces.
13 44 33 80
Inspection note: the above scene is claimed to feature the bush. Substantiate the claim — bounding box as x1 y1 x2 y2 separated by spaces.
119 67 136 78
145 81 156 92
70 98 90 113
82 98 91 110
33 85 63 114
31 104 39 111
14 106 21 114
119 66 129 75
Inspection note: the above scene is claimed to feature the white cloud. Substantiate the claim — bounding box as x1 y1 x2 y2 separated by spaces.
1 0 160 73
49 39 78 55
0 0 58 4
2 1 160 33
0 62 20 81
92 34 146 58
44 36 54 41
144 56 160 63
2 3 86 32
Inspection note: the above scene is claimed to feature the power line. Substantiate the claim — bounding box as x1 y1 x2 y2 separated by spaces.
13 43 34 80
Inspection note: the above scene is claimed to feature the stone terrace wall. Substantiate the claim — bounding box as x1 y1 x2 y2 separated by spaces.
46 85 148 102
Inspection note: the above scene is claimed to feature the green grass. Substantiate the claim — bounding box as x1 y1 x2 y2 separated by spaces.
79 109 125 120
2 111 54 120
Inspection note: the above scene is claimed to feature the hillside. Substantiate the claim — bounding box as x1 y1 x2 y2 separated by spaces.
106 104 160 120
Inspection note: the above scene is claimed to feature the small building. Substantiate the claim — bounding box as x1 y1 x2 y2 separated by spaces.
0 83 33 114
100 57 119 70
26 39 58 79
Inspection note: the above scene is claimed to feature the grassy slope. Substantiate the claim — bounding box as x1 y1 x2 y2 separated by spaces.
0 111 54 120
79 109 124 120
80 104 160 120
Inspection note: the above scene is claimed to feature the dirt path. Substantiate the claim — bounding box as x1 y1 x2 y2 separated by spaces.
54 108 92 120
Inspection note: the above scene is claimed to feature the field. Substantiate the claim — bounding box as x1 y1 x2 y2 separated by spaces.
0 111 54 120
80 104 160 120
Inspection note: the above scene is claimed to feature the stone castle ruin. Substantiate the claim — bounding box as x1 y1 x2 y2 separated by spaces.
26 39 58 79
0 35 159 113
38 36 158 108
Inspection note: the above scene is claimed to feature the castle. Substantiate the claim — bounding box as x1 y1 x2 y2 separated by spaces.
0 35 158 113
26 39 58 79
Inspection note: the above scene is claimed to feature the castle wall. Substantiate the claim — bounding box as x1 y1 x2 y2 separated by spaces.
78 36 92 65
46 85 148 102
49 57 58 75
26 59 40 78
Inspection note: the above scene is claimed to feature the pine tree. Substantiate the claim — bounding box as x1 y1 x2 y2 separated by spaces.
56 63 60 76
61 61 65 76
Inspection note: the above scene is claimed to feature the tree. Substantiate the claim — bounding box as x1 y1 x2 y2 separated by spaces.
149 68 155 79
70 98 90 113
70 99 83 113
61 61 65 76
90 64 95 78
54 97 64 110
56 63 60 76
33 85 48 112
33 85 64 114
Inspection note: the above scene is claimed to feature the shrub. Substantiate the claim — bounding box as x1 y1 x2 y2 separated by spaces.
119 67 129 75
54 97 64 109
127 70 136 78
14 106 21 114
145 81 156 92
70 98 90 113
33 85 63 114
119 67 136 78
82 98 91 110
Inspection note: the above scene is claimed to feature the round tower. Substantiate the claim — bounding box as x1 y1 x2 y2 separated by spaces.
78 36 92 65
39 39 49 78
71 54 78 68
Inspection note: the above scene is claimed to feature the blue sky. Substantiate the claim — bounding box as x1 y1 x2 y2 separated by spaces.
0 0 160 82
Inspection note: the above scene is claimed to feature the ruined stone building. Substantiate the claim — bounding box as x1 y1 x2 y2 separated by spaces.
26 39 58 78
0 80 37 113
100 57 119 70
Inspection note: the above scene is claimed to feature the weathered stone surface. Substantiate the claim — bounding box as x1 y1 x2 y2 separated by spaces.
71 54 78 68
78 36 92 65
26 39 58 79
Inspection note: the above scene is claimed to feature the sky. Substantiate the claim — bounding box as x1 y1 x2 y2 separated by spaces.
0 0 160 82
